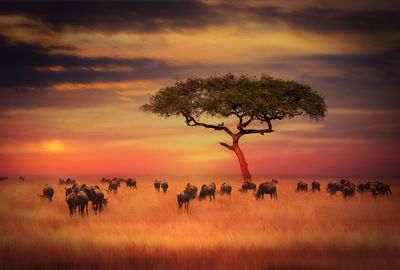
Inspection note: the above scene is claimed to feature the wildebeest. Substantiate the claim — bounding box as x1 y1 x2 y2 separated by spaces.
112 177 124 187
327 181 339 195
108 181 119 195
19 176 24 181
311 181 320 192
357 182 367 193
255 182 277 200
342 184 355 199
58 178 66 184
66 192 77 216
199 182 216 201
76 190 89 217
101 178 111 184
65 178 76 185
91 186 106 213
126 178 137 189
161 181 168 193
239 181 257 193
371 182 392 197
154 179 161 191
220 182 232 196
296 181 308 192
40 184 54 201
271 179 278 184
177 183 198 211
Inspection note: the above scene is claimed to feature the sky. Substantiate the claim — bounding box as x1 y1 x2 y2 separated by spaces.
0 1 399 179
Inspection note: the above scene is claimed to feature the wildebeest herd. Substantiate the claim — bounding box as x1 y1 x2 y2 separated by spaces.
38 178 392 216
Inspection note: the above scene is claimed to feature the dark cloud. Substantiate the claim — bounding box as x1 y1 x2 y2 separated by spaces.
0 1 399 34
0 35 176 88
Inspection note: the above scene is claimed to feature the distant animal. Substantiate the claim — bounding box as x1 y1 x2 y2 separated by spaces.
255 182 277 200
177 183 198 211
40 184 54 201
154 179 161 191
357 182 366 193
101 178 111 184
185 183 198 199
66 192 77 216
220 182 232 196
108 181 119 195
161 181 168 193
371 182 392 197
271 179 278 184
126 178 137 189
311 181 320 192
65 178 76 185
239 182 256 193
58 178 66 184
76 190 89 217
19 176 24 181
296 181 308 192
91 186 106 213
327 182 339 195
342 184 355 199
198 182 216 201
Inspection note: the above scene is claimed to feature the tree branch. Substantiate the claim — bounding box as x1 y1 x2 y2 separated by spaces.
240 128 274 135
183 113 234 136
219 142 234 151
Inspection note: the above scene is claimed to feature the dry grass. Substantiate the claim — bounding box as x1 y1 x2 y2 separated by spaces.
0 177 399 270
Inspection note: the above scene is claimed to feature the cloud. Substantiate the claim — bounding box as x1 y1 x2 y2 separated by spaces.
1 1 399 36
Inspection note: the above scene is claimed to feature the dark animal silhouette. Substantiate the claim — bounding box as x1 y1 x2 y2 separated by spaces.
154 179 161 191
161 181 168 193
177 183 198 211
357 182 366 193
342 184 355 199
199 182 216 201
371 182 392 197
220 182 232 196
296 182 308 192
126 178 137 189
66 192 77 216
40 184 54 201
255 182 277 199
58 178 66 184
311 181 320 192
65 178 76 185
271 179 278 184
76 190 89 217
101 178 111 184
327 181 339 195
239 182 256 193
19 176 24 181
108 181 119 195
91 186 105 213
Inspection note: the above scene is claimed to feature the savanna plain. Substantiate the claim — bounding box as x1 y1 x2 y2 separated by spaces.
0 177 399 270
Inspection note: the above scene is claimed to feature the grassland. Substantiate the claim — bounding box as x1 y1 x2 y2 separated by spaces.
0 177 399 270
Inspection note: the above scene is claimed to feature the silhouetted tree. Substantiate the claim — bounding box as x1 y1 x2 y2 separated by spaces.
142 73 326 182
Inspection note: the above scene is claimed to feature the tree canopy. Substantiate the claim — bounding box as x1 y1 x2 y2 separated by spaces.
141 73 327 135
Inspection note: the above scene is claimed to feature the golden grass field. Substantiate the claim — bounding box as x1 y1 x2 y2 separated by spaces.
0 176 399 270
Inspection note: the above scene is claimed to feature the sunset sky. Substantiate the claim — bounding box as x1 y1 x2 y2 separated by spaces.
0 1 399 178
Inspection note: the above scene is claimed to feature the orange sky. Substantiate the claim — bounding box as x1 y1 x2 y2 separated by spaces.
0 1 399 178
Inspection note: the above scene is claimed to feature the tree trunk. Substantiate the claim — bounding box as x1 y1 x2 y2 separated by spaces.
233 140 252 182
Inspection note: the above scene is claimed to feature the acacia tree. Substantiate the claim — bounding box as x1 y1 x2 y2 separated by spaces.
141 73 327 183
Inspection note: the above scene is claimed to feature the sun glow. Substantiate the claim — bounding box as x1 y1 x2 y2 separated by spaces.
42 140 67 152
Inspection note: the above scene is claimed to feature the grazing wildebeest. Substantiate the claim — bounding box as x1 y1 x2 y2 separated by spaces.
65 192 77 216
271 179 278 184
296 181 308 192
90 186 106 213
108 181 119 195
40 184 54 201
65 178 76 185
311 181 320 192
357 182 366 193
239 181 257 193
112 177 124 187
161 181 168 193
220 182 232 196
327 181 339 195
342 184 355 199
76 190 89 217
199 182 216 201
154 179 161 191
101 178 111 184
126 178 137 189
255 182 277 200
371 182 391 197
58 178 66 184
177 183 198 211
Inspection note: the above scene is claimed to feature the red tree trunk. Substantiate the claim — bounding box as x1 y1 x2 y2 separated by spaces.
233 141 252 182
